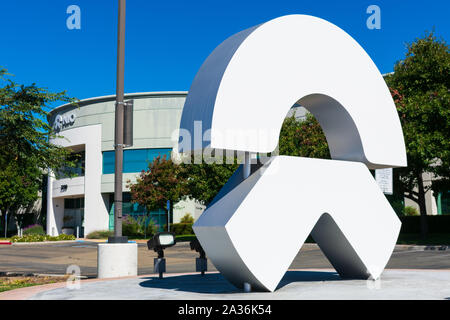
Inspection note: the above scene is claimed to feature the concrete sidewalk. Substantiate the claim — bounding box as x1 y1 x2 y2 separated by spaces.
2 269 449 300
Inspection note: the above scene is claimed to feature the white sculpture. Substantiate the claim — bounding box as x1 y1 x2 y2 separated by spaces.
178 14 406 292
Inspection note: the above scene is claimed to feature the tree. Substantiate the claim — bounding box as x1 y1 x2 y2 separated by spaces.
279 112 330 159
128 155 189 228
181 156 239 206
385 31 450 238
0 67 76 234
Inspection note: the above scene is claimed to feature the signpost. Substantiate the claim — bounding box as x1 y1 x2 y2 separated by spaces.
167 200 171 232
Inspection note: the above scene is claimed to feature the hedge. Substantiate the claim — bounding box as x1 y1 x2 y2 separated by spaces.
11 234 76 242
23 224 45 235
169 223 193 236
399 215 450 234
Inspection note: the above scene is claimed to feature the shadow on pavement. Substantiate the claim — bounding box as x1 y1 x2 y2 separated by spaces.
138 270 341 294
276 270 341 290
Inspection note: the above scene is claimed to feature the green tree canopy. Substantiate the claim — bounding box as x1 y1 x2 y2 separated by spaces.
279 112 330 159
180 155 239 206
385 31 449 237
129 155 189 213
0 67 76 231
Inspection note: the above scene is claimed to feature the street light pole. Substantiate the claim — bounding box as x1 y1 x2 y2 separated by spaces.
110 0 127 243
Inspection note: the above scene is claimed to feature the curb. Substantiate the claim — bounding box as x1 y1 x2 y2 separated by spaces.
11 240 79 245
0 271 88 278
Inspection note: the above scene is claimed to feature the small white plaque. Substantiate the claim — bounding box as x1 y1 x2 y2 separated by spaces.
375 168 393 195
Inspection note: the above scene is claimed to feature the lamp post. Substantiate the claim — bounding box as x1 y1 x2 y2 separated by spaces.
97 0 137 279
110 0 127 244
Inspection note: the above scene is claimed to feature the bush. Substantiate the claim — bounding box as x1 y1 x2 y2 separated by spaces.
86 230 113 239
11 234 76 242
404 206 419 216
180 213 194 224
23 224 45 235
169 223 193 236
390 200 405 216
122 215 157 238
123 215 140 237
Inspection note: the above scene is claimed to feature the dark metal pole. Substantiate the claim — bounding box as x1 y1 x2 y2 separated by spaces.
111 0 127 243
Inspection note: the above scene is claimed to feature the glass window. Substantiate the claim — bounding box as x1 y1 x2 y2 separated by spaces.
102 148 171 174
107 192 167 232
103 151 115 175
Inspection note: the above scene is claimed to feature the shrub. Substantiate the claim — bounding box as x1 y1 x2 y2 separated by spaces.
390 200 405 216
123 215 140 237
404 206 419 216
180 213 194 224
11 234 76 242
86 230 113 239
122 215 157 238
169 223 193 236
23 224 45 235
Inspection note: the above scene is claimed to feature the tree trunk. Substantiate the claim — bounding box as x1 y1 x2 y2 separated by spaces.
417 173 428 240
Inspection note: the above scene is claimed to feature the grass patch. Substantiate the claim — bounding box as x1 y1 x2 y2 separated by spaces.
0 276 69 293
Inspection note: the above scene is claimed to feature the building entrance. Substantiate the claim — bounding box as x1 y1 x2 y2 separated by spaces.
63 197 85 237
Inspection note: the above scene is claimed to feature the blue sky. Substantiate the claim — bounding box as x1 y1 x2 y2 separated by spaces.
0 0 448 106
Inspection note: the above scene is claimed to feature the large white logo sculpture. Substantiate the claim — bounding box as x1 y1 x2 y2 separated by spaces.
178 15 406 292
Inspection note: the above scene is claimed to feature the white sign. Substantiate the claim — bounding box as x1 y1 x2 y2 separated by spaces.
375 168 393 195
53 112 76 131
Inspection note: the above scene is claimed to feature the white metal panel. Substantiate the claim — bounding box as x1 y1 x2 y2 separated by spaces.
179 14 406 169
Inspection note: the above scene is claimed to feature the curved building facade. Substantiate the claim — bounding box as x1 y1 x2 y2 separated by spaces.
46 92 205 237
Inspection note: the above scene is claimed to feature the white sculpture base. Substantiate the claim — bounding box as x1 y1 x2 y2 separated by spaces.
97 243 138 279
194 156 401 292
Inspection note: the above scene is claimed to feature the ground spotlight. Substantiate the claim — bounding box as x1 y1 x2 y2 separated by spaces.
190 238 207 275
147 232 176 278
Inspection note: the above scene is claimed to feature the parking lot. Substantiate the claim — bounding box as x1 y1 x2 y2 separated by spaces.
1 241 449 277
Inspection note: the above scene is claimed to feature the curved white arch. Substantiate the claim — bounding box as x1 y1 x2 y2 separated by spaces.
179 14 406 168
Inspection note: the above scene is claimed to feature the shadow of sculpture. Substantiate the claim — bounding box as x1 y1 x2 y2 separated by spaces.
139 270 342 294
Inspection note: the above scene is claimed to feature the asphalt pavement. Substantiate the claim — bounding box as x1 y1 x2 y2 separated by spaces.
0 241 449 277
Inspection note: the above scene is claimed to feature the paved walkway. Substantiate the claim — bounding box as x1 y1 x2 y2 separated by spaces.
2 269 449 300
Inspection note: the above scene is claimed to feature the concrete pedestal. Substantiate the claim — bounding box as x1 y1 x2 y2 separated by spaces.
97 243 137 279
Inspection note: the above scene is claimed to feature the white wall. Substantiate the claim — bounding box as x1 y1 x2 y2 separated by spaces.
47 124 109 235
404 172 438 215
173 198 206 223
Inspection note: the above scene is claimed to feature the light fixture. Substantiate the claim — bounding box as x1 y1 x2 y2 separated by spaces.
147 232 176 278
190 238 207 276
